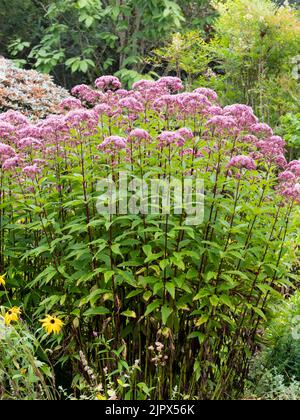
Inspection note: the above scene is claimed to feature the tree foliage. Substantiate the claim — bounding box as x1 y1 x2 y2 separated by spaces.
210 0 300 123
0 0 215 87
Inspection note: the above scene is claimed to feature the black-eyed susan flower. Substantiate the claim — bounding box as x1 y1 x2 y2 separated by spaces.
96 393 107 400
4 306 21 325
0 274 6 287
40 315 64 334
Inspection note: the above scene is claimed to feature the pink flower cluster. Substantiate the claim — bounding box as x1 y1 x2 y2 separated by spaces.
157 128 193 148
0 74 298 205
228 155 256 171
95 76 122 92
98 136 127 154
128 129 151 143
278 161 300 202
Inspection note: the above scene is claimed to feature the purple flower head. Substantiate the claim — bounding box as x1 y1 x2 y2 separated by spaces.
178 93 211 115
93 103 114 117
267 136 285 148
17 124 42 140
18 137 42 150
95 76 122 92
0 121 15 138
0 110 28 127
228 155 256 171
278 170 296 183
60 98 83 111
118 97 143 114
224 104 258 128
177 127 194 140
65 109 98 131
132 80 163 104
2 155 22 171
0 142 16 162
98 136 127 153
250 123 273 137
157 131 185 148
256 136 286 167
128 129 150 142
180 148 194 156
242 134 259 144
133 80 156 91
204 106 223 116
274 155 287 169
206 115 237 132
156 77 184 93
71 84 103 104
194 87 218 102
286 160 300 177
37 115 69 138
153 94 179 114
22 164 40 179
281 183 300 202
115 89 130 98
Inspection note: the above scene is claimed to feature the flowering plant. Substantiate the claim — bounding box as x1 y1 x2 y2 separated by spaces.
0 75 298 399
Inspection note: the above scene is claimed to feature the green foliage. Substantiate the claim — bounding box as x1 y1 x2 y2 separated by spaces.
0 314 55 400
146 1 300 126
245 292 300 400
149 31 211 85
209 0 300 123
279 113 300 159
266 292 300 381
1 0 187 87
0 0 215 87
246 362 300 400
0 90 297 398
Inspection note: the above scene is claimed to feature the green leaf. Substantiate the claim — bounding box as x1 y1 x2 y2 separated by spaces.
188 331 205 342
253 307 267 320
219 295 235 310
78 0 89 8
210 295 219 307
104 271 115 283
144 300 161 316
126 290 143 299
159 259 170 270
28 266 57 288
161 305 173 325
186 268 198 280
142 245 152 257
84 16 94 28
143 291 152 301
83 307 110 317
194 315 209 327
79 60 88 72
112 244 123 256
166 282 175 299
121 310 137 318
193 288 210 301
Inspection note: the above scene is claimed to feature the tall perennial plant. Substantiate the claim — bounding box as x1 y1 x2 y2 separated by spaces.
0 75 298 399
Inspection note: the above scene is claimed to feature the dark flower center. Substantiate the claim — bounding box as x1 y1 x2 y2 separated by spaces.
50 319 55 324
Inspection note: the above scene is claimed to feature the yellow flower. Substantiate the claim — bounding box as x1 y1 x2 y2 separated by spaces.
4 306 21 325
40 315 64 334
0 274 6 287
96 393 107 400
